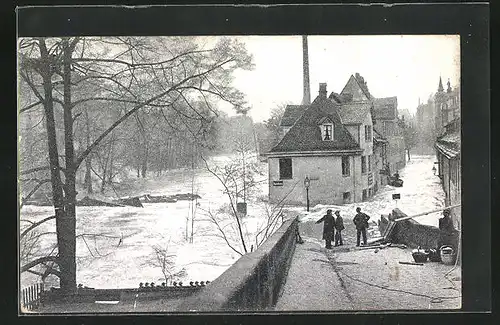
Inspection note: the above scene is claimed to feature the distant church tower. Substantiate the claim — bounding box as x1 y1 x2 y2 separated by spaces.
435 76 446 136
302 35 311 105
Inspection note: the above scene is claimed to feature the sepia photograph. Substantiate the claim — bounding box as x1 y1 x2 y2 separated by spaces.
15 2 489 314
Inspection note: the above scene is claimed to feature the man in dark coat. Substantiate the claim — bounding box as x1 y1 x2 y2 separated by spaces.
334 210 345 246
316 209 335 249
353 207 370 246
438 208 455 249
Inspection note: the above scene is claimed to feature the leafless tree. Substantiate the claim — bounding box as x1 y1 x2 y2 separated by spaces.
145 239 187 285
18 36 253 293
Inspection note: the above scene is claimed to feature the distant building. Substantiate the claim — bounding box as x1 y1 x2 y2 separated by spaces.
415 97 438 154
338 73 406 174
435 78 461 230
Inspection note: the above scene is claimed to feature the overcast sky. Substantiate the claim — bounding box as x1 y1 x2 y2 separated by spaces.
218 35 460 122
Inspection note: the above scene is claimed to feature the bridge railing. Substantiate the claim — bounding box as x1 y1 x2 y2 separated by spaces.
177 216 299 312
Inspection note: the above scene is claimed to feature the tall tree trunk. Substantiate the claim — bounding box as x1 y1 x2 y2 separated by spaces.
107 135 115 185
39 40 68 291
60 38 77 293
83 108 93 194
141 144 148 178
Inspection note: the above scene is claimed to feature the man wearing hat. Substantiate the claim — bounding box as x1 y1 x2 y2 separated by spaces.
438 208 455 249
316 209 336 249
334 210 345 246
353 207 370 246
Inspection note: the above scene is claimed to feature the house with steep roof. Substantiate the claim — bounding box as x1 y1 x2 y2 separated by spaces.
279 105 308 137
267 83 380 205
337 73 406 173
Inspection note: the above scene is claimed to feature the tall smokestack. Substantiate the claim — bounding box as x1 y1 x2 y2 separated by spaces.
302 35 311 105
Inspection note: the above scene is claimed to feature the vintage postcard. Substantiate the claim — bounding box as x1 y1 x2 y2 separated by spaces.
17 5 484 315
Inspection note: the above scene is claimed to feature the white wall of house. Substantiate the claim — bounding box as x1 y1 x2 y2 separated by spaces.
268 154 365 205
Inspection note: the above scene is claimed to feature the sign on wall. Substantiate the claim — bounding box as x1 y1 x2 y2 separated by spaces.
273 180 283 186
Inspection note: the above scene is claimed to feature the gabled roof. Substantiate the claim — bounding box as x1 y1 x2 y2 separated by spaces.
340 75 371 102
338 101 372 125
279 105 309 127
373 97 398 120
270 96 361 153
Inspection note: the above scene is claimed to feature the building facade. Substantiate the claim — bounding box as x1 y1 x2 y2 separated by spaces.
415 97 438 155
435 78 461 230
268 82 385 205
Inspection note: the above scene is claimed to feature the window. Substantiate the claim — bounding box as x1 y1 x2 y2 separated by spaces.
322 124 334 141
368 155 372 172
279 158 293 179
364 125 372 141
361 156 367 174
343 192 351 203
342 156 350 176
362 189 367 201
368 188 372 197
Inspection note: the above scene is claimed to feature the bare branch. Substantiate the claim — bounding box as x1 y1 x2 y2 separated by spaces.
20 215 56 240
20 178 51 208
75 58 232 168
21 255 58 273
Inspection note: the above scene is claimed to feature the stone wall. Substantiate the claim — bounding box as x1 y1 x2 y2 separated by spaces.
41 286 201 305
381 209 459 250
176 217 299 312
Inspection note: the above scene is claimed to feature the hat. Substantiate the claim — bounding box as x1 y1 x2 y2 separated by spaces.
334 210 340 215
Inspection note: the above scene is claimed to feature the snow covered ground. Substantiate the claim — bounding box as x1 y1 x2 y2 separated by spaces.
296 155 446 227
19 155 445 290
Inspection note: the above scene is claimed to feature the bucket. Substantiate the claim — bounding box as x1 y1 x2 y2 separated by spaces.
412 248 429 263
440 246 456 265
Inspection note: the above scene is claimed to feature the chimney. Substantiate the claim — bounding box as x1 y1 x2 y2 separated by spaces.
302 36 311 105
319 83 327 98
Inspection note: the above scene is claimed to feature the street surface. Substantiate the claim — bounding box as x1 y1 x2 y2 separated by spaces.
275 156 461 311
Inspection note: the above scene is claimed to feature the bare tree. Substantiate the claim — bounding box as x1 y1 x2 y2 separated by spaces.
18 36 253 293
145 239 187 285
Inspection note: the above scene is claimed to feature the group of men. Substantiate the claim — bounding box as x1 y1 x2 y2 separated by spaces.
315 207 370 249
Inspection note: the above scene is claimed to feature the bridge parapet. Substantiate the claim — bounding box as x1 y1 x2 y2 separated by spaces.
177 216 299 311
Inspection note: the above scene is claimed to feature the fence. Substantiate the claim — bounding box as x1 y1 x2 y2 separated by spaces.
20 283 44 311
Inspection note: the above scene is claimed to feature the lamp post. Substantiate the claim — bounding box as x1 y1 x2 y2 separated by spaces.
304 176 310 212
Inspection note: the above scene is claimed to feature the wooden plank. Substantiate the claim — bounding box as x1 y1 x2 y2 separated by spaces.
399 261 424 266
394 204 461 222
382 220 397 242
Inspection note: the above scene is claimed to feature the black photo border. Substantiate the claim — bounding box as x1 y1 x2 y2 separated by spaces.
8 2 492 325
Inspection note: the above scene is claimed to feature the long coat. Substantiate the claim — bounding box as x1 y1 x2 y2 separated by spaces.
335 216 345 231
316 214 335 240
439 216 454 234
353 212 370 230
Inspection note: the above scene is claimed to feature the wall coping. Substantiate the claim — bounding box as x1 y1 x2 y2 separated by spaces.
177 217 298 312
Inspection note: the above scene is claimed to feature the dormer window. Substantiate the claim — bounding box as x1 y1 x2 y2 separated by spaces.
323 124 333 141
318 117 334 141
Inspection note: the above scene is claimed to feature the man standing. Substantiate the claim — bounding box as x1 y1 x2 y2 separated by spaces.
316 209 335 249
438 208 455 249
353 207 370 246
334 210 345 246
